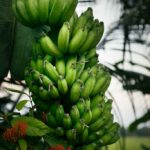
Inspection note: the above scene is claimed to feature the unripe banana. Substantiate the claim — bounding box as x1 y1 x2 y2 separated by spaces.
84 98 91 110
66 129 77 142
79 68 91 83
48 84 60 99
63 113 72 129
85 48 96 60
89 116 105 132
69 12 78 35
31 70 41 83
69 27 88 54
12 0 31 26
57 77 68 94
80 28 97 53
91 94 104 109
90 105 102 123
73 7 93 36
56 127 64 137
15 0 31 26
90 74 108 97
25 0 39 23
80 126 89 143
86 57 98 68
36 57 44 73
48 0 65 25
74 119 85 134
30 59 37 69
81 74 96 98
49 102 59 115
58 22 70 53
44 61 59 82
108 122 120 133
81 143 96 150
39 74 53 88
55 58 66 77
70 105 80 125
47 112 57 128
76 55 86 79
32 41 44 58
55 105 64 125
107 133 120 145
76 99 85 116
29 84 39 95
82 109 92 125
39 87 50 101
40 34 62 57
38 0 50 24
101 75 111 94
60 0 78 24
69 79 83 103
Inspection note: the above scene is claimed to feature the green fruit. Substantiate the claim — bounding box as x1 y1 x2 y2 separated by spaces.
70 105 80 125
63 114 72 129
55 105 64 125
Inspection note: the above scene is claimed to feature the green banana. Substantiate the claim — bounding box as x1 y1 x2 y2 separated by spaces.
108 122 120 133
30 59 37 69
57 77 68 94
80 28 97 53
44 60 59 82
48 0 65 25
107 133 120 145
91 94 104 109
66 129 77 142
89 116 106 132
38 0 50 24
60 0 78 24
12 0 31 26
81 143 96 150
58 22 70 53
39 74 53 88
55 105 64 125
47 112 57 127
70 105 80 125
32 41 44 58
49 102 59 115
90 105 102 123
56 127 64 137
39 87 50 100
101 75 111 94
36 57 44 73
82 109 92 125
48 84 60 99
84 98 91 110
86 56 98 68
69 12 78 35
76 55 86 79
74 119 85 134
31 70 41 83
15 0 31 26
25 0 39 23
72 7 93 36
63 113 72 129
69 27 88 54
90 74 108 97
29 84 39 95
69 79 83 103
65 56 77 87
79 68 91 83
80 126 89 143
40 34 62 57
76 99 85 116
55 58 66 77
81 74 96 98
85 48 96 60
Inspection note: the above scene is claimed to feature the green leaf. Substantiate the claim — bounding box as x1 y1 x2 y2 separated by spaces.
11 117 53 136
0 0 14 81
18 139 27 150
44 135 66 146
5 87 29 96
16 100 29 111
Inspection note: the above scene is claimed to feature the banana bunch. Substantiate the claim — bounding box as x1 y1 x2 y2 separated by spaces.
16 0 120 148
45 96 120 148
37 8 104 57
12 0 78 27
